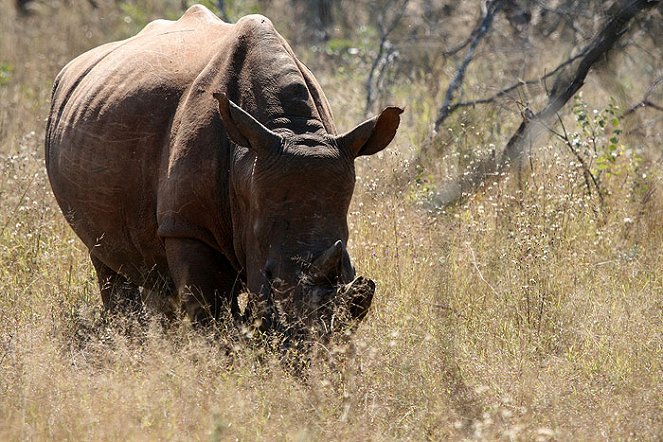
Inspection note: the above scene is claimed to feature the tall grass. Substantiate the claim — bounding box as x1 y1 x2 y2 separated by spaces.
1 1 661 440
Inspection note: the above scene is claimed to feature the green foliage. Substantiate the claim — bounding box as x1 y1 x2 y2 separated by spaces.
0 62 12 86
563 93 653 216
313 23 374 62
118 1 150 31
411 163 436 202
571 94 634 177
325 38 356 55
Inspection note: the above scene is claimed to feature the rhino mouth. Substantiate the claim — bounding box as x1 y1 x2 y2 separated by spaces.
240 274 376 341
297 275 375 330
338 276 376 322
236 239 376 347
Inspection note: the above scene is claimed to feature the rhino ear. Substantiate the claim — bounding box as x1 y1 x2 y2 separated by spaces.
337 107 403 158
213 92 282 155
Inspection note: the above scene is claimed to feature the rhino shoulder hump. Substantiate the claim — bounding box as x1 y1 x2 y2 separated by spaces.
138 4 221 36
179 4 221 25
234 14 276 37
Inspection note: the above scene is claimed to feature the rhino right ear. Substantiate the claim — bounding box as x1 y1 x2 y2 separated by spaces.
336 106 403 158
213 92 282 155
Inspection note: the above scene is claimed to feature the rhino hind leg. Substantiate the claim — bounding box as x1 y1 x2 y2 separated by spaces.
90 254 143 315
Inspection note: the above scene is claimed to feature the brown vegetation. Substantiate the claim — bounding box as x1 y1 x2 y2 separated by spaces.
1 0 661 440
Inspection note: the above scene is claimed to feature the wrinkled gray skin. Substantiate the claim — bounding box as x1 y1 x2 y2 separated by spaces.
46 6 402 338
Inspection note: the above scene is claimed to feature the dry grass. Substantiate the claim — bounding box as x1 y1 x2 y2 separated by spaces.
1 1 662 440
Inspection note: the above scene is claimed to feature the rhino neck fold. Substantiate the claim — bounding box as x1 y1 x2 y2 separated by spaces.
268 116 328 138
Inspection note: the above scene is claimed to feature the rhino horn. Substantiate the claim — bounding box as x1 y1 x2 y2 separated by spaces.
213 92 282 156
309 240 345 283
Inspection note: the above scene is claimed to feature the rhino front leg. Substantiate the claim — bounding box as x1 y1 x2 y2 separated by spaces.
164 238 240 325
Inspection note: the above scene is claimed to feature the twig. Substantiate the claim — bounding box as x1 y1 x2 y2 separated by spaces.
466 243 499 307
0 172 36 237
622 74 663 116
441 4 498 58
444 49 589 116
441 33 475 57
551 112 606 212
364 0 410 115
434 0 505 132
533 0 593 40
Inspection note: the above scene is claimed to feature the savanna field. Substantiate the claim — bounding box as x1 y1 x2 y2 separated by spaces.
0 1 661 440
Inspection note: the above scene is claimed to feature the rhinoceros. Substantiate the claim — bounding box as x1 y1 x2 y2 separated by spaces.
45 5 401 337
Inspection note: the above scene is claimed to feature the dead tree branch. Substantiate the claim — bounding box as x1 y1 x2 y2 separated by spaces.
364 0 410 115
623 74 663 115
433 0 660 209
434 0 505 132
441 33 476 58
442 49 589 118
441 3 502 58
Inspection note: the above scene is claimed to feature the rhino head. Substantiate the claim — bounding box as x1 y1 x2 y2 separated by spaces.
214 93 402 341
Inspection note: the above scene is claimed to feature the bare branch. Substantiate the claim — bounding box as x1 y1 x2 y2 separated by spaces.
445 49 589 116
434 0 505 132
440 4 501 58
441 33 475 58
622 74 663 115
624 99 663 115
533 0 594 39
364 0 410 115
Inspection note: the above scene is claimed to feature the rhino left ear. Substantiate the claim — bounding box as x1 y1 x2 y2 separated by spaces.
213 92 281 156
337 107 403 158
